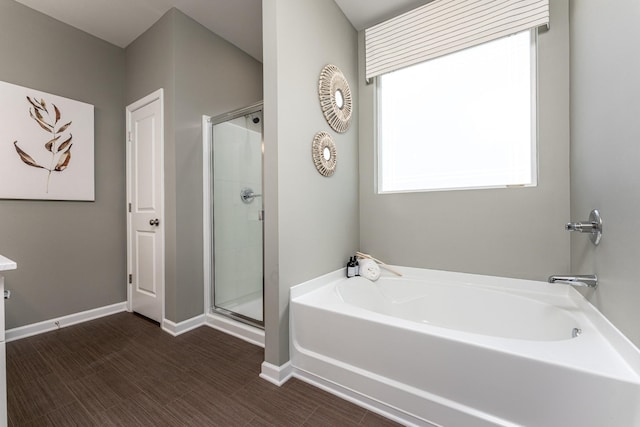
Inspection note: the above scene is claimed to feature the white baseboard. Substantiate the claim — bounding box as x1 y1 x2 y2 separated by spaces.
161 314 206 336
5 303 264 353
5 302 127 342
205 312 264 347
260 361 293 386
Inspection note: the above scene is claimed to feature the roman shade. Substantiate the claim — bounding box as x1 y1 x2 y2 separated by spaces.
365 0 549 80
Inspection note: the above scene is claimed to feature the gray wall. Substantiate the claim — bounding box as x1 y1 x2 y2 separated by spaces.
0 0 126 328
570 1 640 347
263 0 359 365
126 8 263 323
173 10 263 321
358 0 571 282
125 10 178 321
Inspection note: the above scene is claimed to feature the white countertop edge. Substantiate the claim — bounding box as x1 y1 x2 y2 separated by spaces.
0 255 17 271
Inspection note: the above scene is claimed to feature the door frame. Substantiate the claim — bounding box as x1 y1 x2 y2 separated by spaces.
202 102 265 327
202 114 212 318
126 88 165 324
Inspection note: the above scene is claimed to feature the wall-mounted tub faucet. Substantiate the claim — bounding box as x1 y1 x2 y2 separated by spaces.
548 274 598 288
566 209 602 245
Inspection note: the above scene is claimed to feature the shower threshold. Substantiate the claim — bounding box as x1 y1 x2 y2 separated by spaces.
213 291 263 329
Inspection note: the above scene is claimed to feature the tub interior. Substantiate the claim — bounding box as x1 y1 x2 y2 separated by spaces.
336 276 581 341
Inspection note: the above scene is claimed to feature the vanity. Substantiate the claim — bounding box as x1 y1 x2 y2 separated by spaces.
0 255 16 427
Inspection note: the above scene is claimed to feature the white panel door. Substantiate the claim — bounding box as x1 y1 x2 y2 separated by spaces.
126 90 164 323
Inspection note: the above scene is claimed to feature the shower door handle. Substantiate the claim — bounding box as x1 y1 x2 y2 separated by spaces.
240 187 262 204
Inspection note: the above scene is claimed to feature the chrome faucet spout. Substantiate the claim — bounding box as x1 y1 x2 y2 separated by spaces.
548 274 598 288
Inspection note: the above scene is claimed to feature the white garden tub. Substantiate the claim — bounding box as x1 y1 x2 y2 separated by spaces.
290 267 640 427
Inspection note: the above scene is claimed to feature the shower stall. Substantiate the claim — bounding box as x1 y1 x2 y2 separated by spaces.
204 103 263 329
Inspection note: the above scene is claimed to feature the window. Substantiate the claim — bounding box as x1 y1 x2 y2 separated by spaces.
377 30 536 193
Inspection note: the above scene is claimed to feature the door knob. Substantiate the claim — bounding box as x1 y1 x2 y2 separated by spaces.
149 218 160 226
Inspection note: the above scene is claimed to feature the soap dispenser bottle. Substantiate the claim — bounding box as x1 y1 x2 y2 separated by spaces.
347 257 356 278
354 256 360 276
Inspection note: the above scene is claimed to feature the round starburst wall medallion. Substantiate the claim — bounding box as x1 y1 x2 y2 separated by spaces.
312 131 337 177
318 64 352 133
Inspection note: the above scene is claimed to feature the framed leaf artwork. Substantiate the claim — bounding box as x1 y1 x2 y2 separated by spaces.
0 80 94 201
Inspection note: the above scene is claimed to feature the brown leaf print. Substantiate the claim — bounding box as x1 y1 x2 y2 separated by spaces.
13 141 45 169
44 135 61 153
57 134 72 152
13 96 75 193
29 109 53 133
54 146 71 171
26 96 44 112
56 121 72 134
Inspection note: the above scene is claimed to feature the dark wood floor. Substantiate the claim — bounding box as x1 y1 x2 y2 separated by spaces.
6 312 399 426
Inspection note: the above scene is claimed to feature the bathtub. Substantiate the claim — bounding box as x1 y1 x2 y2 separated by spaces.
289 267 640 427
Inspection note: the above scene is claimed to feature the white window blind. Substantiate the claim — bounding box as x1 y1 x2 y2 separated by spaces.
365 0 548 80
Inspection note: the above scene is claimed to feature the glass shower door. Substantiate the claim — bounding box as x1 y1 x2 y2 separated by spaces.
211 106 263 326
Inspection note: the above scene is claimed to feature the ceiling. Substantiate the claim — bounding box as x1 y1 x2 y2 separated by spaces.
14 0 431 63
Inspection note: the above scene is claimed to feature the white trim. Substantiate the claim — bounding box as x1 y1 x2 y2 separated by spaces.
260 361 293 386
5 302 127 342
205 312 264 347
161 314 206 337
202 115 212 317
3 301 263 348
161 312 265 344
126 88 165 323
126 103 133 313
530 29 539 189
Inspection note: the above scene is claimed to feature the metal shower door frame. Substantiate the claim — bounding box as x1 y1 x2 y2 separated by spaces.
205 102 265 329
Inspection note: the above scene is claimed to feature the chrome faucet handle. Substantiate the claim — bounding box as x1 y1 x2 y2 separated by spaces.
565 209 602 245
565 222 579 231
565 222 597 232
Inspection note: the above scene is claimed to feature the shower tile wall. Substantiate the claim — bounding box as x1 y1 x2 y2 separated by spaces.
213 118 263 313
